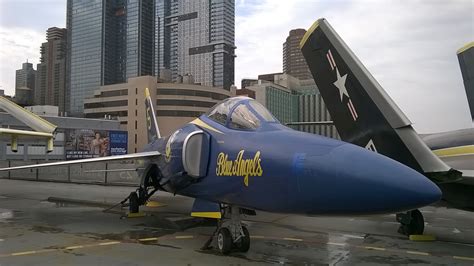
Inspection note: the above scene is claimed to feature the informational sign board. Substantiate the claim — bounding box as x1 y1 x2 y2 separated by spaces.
65 129 127 160
109 131 128 156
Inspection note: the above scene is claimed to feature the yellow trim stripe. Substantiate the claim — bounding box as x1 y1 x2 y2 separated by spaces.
190 118 223 134
175 235 194 239
453 256 474 261
457 41 474 54
145 201 166 207
409 234 436 241
299 19 321 49
191 211 222 219
433 145 474 158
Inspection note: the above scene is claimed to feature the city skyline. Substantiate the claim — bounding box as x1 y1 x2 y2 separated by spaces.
0 0 473 133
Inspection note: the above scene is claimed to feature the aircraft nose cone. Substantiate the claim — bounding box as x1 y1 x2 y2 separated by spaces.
296 143 442 215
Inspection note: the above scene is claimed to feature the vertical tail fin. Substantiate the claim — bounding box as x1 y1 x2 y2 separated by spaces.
300 18 455 178
144 88 161 142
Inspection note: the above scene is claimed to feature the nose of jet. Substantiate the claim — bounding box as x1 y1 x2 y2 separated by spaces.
297 143 442 215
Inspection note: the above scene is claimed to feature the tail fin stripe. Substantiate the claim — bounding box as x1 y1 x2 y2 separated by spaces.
347 101 357 121
328 49 337 68
327 53 335 70
348 99 358 119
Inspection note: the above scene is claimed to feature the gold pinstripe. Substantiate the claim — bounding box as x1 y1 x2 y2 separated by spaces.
433 145 474 158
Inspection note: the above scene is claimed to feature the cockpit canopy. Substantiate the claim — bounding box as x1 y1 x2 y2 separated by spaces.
205 97 277 130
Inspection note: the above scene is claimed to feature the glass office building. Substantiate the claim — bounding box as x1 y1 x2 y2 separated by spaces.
67 0 235 116
67 0 154 116
157 0 235 90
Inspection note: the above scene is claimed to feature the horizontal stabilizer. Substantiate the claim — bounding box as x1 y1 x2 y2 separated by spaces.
191 199 221 219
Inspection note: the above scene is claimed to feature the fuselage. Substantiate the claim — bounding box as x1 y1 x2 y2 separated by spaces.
143 97 441 216
422 128 474 171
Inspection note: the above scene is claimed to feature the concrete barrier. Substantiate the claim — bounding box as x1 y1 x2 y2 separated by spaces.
0 161 8 178
106 161 141 185
9 161 38 180
3 160 145 186
38 163 69 182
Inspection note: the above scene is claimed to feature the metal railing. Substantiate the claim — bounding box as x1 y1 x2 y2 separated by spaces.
0 160 142 186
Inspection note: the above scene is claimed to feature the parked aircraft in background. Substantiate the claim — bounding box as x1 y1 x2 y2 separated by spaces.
0 96 56 152
0 88 442 253
300 18 474 235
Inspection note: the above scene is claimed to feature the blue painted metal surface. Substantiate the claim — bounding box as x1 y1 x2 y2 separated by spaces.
143 97 441 216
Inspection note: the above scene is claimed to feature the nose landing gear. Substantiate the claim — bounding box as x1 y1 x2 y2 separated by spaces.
203 205 252 254
397 209 425 236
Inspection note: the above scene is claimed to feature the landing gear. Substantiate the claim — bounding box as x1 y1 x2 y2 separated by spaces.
397 209 424 235
127 164 162 213
129 192 139 213
203 205 251 254
217 228 233 254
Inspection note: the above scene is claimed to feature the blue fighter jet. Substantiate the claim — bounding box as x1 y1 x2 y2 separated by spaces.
0 89 441 254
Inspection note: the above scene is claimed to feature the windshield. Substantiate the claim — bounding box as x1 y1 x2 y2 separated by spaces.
229 104 260 130
206 99 233 125
248 100 276 122
206 97 277 129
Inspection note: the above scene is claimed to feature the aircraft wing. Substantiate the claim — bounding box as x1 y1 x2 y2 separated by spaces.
0 96 57 133
0 151 160 171
459 170 474 184
0 128 53 138
299 18 461 183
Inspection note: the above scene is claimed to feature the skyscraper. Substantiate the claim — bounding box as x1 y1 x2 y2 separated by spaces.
156 0 236 90
67 0 154 116
35 27 67 113
15 62 36 106
457 42 474 121
283 29 312 80
67 0 235 116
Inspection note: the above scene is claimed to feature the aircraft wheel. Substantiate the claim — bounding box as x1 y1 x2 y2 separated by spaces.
407 209 424 235
217 228 232 254
236 226 250 252
129 192 139 213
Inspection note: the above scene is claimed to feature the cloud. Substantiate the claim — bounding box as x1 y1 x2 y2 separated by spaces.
0 0 66 96
0 0 472 133
0 27 45 95
235 0 474 133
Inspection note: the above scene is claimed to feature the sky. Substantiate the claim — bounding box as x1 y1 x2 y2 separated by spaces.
0 0 473 133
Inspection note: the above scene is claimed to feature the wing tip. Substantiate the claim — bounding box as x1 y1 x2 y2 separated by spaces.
457 41 474 55
299 18 325 49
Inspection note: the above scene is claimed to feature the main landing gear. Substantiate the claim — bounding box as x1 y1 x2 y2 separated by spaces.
203 205 251 254
396 209 424 235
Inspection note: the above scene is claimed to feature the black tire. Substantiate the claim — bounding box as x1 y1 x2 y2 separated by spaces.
129 192 139 213
217 228 232 255
237 226 250 252
406 209 424 235
410 209 424 235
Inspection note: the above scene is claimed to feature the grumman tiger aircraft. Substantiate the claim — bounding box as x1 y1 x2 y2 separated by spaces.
0 88 442 254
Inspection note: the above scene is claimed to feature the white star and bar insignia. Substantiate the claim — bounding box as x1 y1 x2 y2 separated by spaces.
326 49 359 122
